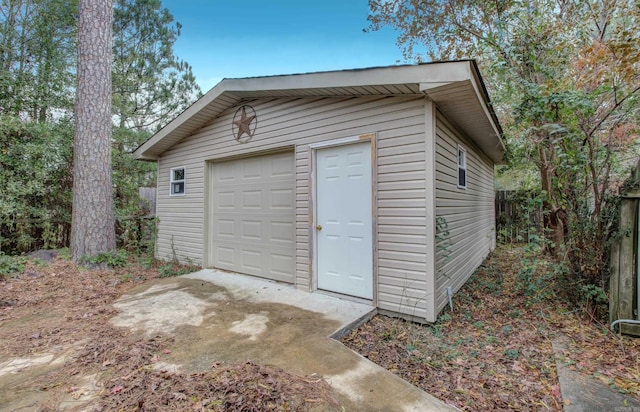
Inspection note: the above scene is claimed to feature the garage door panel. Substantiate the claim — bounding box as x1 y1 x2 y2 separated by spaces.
271 154 294 177
241 220 262 240
271 188 293 209
216 219 235 237
215 164 237 183
242 157 263 179
210 152 295 283
270 221 294 243
211 242 294 283
242 190 262 208
215 246 235 266
240 250 262 271
217 191 236 209
271 254 295 278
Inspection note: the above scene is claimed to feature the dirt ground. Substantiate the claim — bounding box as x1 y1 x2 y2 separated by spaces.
341 246 640 411
0 256 340 411
1 247 639 411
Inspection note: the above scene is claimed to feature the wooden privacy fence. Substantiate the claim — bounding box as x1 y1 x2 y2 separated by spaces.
139 187 157 217
495 190 542 244
609 163 640 336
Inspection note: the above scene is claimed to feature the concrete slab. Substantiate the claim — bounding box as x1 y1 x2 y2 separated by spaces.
185 269 373 330
552 338 640 412
108 269 458 411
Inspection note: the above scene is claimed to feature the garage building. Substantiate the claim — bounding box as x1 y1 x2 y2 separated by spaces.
133 60 504 322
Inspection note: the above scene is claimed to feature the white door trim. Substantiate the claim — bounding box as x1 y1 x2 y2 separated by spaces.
308 135 361 149
310 133 377 304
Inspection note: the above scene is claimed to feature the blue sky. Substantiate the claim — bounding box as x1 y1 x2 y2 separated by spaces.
161 0 407 92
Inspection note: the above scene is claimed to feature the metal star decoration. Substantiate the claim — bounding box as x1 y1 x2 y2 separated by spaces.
232 105 257 143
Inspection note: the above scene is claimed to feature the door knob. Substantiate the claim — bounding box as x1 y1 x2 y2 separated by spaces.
315 224 322 231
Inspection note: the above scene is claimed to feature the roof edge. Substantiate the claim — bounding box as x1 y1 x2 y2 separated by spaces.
132 81 232 160
469 60 504 138
132 61 505 162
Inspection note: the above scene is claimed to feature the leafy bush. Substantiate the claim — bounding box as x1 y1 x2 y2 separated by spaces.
112 128 157 252
0 116 73 254
578 283 608 320
158 263 199 278
139 254 155 269
0 116 158 255
0 254 28 279
80 249 129 268
515 233 571 305
58 247 71 260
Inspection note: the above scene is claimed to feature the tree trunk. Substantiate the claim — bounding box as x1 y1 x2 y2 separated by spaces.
538 139 565 256
71 0 115 261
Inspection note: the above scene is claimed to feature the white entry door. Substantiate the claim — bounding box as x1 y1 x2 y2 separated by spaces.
316 141 373 299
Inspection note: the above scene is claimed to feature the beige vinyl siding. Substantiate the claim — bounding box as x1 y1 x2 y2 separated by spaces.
295 145 310 290
434 112 495 315
156 158 205 264
376 105 428 320
155 95 430 320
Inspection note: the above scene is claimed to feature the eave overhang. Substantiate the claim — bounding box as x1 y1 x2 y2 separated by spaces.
132 60 505 164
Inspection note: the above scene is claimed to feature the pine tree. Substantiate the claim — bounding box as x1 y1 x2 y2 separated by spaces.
71 0 115 261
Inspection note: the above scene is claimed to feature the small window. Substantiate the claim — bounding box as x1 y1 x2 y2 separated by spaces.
170 166 185 196
457 145 467 189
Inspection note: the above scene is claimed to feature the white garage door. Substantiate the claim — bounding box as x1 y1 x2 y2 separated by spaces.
209 151 295 283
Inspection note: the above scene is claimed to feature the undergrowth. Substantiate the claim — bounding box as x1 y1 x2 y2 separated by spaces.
342 244 640 410
0 253 28 279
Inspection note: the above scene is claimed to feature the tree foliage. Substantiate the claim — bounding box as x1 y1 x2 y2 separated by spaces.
0 0 77 121
0 115 73 252
0 0 199 255
113 0 201 130
368 0 640 294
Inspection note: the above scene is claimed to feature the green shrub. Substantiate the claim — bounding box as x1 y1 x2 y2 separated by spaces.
80 249 129 268
0 116 73 254
0 254 28 279
578 283 608 320
0 117 158 255
158 263 199 278
58 247 71 260
139 254 155 269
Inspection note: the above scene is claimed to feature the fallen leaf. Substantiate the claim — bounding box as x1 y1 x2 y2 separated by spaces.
512 361 525 373
110 385 124 395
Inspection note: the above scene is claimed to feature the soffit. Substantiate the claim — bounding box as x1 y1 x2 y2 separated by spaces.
133 61 504 163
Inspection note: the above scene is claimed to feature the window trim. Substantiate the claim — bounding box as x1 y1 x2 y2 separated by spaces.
170 166 186 196
457 145 467 189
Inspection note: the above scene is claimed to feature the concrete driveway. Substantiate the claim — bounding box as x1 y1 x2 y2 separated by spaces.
110 269 458 411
